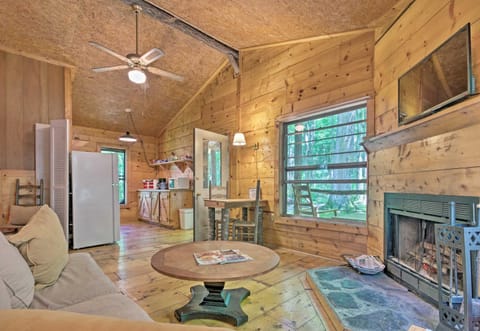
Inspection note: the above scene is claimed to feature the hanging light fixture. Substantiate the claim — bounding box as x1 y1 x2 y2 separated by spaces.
118 109 137 142
128 68 147 84
119 131 137 142
232 132 247 146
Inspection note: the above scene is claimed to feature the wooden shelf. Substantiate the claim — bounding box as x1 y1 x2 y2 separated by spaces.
362 94 480 153
150 159 193 172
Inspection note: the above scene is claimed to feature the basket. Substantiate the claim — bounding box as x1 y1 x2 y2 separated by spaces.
344 255 385 275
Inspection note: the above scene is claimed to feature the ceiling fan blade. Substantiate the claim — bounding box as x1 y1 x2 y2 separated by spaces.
89 41 131 64
139 48 164 66
92 65 130 73
147 67 184 82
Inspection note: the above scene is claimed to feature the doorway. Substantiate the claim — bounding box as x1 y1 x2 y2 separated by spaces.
193 128 229 241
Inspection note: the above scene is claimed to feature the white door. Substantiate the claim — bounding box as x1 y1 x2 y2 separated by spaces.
71 151 119 249
35 123 50 205
194 128 229 241
50 119 70 241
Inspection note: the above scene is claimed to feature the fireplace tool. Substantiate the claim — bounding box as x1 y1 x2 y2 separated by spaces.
435 201 480 330
447 202 462 308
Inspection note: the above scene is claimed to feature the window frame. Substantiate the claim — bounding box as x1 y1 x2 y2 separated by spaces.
279 100 368 223
100 147 127 206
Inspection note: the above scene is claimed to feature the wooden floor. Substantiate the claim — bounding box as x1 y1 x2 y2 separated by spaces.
78 219 342 330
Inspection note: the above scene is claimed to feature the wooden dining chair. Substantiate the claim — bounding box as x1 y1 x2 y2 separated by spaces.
209 182 228 240
232 180 262 244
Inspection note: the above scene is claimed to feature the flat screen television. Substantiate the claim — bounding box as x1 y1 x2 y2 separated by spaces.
398 23 473 125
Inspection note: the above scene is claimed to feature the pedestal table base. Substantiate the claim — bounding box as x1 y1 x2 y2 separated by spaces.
174 282 250 326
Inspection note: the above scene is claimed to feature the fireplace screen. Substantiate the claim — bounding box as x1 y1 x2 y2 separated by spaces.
384 193 478 304
390 215 464 293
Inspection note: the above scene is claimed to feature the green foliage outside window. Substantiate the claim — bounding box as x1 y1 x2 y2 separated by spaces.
283 104 367 221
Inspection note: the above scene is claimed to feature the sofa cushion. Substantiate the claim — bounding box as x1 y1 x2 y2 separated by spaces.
9 205 41 225
31 253 119 310
8 204 68 289
0 277 12 309
0 232 34 308
0 309 234 331
60 293 152 321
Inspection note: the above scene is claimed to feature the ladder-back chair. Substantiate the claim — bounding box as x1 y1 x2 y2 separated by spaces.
292 184 316 217
15 179 44 206
232 180 262 244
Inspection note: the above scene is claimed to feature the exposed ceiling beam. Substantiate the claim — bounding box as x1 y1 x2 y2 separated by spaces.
121 0 240 75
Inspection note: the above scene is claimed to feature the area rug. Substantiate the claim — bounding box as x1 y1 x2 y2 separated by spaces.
306 266 439 331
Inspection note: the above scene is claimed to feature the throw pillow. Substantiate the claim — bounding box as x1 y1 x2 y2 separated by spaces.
9 205 42 225
0 231 35 308
9 205 68 289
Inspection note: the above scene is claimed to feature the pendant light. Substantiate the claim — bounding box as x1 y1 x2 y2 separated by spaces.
232 132 247 146
118 109 137 143
119 131 137 142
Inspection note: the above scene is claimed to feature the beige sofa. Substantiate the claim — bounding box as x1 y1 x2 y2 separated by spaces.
0 206 232 331
1 252 232 330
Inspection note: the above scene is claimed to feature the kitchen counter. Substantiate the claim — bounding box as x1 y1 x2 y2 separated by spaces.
137 189 170 192
137 189 192 192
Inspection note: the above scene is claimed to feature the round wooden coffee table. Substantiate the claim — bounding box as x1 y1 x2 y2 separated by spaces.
151 240 280 326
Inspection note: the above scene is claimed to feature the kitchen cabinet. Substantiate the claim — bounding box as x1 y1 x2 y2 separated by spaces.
137 189 192 228
138 191 158 222
166 190 193 228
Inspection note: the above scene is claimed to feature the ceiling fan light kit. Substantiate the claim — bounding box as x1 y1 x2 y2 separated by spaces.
128 68 146 84
89 4 183 84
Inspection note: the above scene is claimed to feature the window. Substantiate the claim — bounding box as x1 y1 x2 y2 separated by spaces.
282 103 367 222
100 147 126 205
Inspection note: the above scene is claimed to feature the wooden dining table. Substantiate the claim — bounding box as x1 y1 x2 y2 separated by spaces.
203 198 268 244
151 240 279 326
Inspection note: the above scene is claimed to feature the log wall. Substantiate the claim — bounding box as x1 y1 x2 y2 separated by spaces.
71 125 158 221
368 0 480 257
158 32 374 260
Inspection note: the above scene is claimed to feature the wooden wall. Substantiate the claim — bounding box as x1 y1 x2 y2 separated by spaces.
71 125 158 221
368 0 480 257
0 50 65 170
0 50 66 224
159 31 374 260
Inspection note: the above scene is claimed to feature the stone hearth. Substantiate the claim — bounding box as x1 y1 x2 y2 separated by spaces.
306 266 438 331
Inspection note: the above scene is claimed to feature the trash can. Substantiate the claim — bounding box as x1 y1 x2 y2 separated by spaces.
179 208 193 229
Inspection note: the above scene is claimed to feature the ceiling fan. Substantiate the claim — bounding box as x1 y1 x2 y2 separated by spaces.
89 5 184 84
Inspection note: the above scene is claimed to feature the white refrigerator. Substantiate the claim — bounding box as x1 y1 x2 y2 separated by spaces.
71 151 120 249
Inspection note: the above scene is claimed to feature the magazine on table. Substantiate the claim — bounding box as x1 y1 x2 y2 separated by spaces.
193 249 253 265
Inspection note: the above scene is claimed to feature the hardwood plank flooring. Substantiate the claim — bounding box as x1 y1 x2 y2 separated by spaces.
78 219 341 330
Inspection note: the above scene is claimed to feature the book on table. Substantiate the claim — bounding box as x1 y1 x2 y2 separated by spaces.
193 249 253 265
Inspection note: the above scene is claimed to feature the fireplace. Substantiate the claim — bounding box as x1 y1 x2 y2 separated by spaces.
384 193 479 305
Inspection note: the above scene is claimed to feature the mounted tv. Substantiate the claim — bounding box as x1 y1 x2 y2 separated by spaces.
398 24 473 125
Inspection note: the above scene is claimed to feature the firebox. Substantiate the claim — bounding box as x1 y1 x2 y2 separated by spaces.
384 193 479 305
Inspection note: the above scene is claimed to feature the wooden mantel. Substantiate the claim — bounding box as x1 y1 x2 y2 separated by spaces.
363 94 480 153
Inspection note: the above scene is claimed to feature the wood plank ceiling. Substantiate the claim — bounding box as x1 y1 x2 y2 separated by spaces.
0 0 407 137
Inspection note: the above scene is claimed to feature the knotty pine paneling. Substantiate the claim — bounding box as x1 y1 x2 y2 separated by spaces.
0 50 65 170
370 0 480 257
158 31 374 259
71 125 158 221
